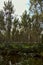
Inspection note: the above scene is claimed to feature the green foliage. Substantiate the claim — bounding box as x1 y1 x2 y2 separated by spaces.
0 43 43 65
4 1 14 41
0 0 43 43
0 0 43 65
0 11 5 30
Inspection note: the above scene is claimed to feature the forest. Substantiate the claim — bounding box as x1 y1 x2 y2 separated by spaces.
0 0 43 65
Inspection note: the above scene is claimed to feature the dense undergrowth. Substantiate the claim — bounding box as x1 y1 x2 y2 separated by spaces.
0 43 43 65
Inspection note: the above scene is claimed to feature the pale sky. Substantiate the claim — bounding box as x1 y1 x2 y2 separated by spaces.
0 0 29 17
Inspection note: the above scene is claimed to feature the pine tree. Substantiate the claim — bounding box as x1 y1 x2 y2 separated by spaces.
0 11 5 31
0 11 5 43
4 1 14 42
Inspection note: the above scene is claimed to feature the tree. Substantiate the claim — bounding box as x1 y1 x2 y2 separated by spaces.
32 13 41 43
29 0 43 15
29 0 43 43
0 11 5 31
21 10 31 42
12 17 19 42
0 11 5 43
4 1 14 42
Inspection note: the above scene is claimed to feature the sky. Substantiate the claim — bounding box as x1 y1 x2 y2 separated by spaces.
0 0 29 17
